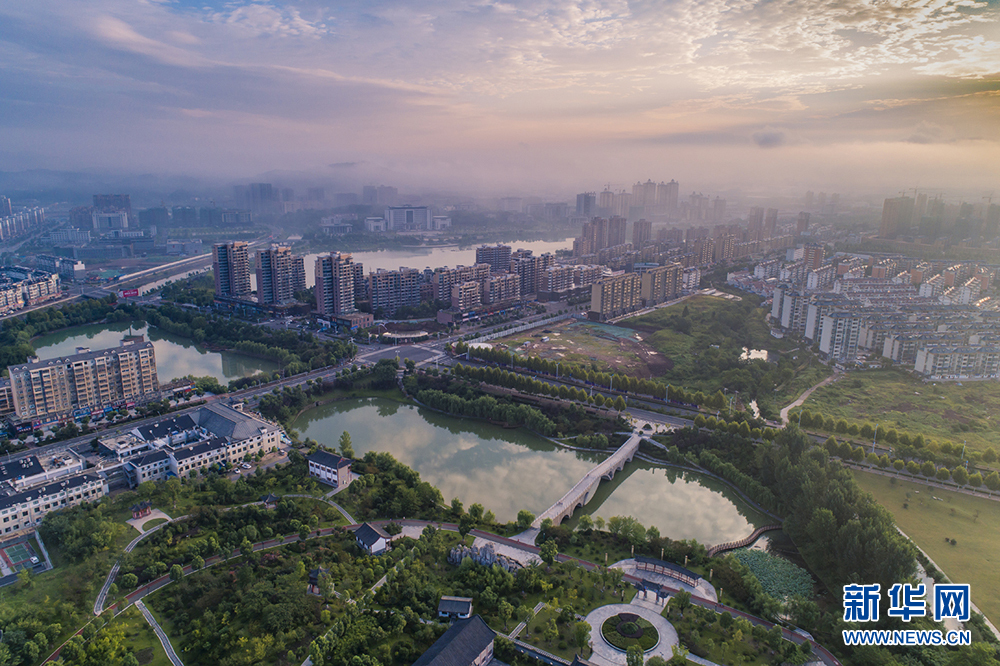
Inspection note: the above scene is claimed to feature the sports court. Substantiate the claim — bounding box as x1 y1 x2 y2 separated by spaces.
0 539 38 576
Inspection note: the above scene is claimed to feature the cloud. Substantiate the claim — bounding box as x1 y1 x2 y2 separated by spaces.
752 129 787 148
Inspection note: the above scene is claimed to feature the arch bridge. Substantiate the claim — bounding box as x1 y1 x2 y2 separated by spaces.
532 431 643 528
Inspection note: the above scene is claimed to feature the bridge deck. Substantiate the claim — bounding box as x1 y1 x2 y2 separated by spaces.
533 432 643 528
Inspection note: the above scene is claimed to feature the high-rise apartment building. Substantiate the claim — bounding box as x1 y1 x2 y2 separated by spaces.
315 253 359 316
482 273 521 305
804 244 826 270
431 264 491 301
510 251 554 295
661 180 679 213
632 219 652 248
576 192 596 216
764 208 778 238
0 196 11 217
212 241 251 299
8 337 159 420
256 245 305 305
796 212 811 235
880 196 915 238
608 216 627 247
475 245 512 273
590 273 641 320
712 197 727 223
451 281 483 311
639 263 682 306
368 268 422 316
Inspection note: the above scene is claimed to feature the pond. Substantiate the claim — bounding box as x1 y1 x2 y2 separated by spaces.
32 322 279 384
293 398 770 545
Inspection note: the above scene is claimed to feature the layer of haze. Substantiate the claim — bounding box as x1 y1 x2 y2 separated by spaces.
1 0 998 195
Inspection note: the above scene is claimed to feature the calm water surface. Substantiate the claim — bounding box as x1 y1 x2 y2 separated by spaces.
32 322 278 384
293 398 768 544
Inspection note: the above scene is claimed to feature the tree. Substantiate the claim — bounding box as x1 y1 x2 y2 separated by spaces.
986 471 1000 493
517 510 535 530
17 567 33 589
921 461 937 477
499 600 514 631
339 431 355 459
574 621 591 654
459 513 476 538
170 564 184 581
626 644 644 666
123 653 140 666
468 503 484 522
578 514 594 532
983 447 998 464
539 539 558 566
613 396 627 413
451 498 464 516
672 589 692 617
952 466 969 486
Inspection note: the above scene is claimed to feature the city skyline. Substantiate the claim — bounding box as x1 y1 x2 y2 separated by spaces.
1 0 998 196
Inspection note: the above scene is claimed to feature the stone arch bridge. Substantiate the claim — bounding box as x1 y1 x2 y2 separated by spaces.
532 431 643 528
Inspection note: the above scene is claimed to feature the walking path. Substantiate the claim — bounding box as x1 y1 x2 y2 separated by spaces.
136 600 184 666
780 370 840 425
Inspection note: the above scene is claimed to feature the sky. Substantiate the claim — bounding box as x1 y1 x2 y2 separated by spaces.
1 0 998 197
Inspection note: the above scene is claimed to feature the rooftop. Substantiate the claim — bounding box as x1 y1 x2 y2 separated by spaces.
411 615 494 666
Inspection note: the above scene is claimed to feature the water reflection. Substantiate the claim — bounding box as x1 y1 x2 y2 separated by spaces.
563 461 771 546
33 322 278 384
293 398 769 544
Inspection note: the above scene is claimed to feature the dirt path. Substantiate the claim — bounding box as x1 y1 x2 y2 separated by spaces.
780 369 840 425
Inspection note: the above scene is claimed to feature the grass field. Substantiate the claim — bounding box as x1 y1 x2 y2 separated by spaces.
141 518 167 531
852 469 1000 626
803 369 1000 454
109 606 174 666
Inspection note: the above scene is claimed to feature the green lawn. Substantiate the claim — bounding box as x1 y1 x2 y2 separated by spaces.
803 369 1000 455
141 518 167 531
108 606 174 666
852 469 1000 626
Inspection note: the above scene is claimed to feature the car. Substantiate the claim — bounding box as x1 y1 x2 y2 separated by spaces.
29 556 39 564
241 463 252 469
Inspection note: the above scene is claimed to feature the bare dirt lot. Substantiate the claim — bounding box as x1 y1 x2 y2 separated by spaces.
496 319 671 377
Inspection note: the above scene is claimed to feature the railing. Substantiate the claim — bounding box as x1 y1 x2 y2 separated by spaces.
706 524 782 558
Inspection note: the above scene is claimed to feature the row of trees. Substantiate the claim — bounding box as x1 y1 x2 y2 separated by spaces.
824 436 1000 491
0 295 123 367
451 363 628 412
416 388 558 435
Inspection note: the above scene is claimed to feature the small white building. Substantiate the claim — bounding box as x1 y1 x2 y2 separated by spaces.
437 596 474 620
354 522 390 555
307 450 352 488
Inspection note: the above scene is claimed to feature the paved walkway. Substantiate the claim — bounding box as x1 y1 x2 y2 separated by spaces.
582 603 678 666
779 370 840 425
136 600 183 666
126 509 173 534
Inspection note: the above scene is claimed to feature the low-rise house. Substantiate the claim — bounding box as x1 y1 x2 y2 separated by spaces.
412 615 495 666
437 596 474 620
354 522 390 555
307 450 352 489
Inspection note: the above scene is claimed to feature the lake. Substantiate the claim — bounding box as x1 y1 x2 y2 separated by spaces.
293 397 769 545
32 322 279 384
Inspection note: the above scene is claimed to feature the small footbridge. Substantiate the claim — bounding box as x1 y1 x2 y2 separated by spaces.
706 524 783 558
533 431 643 528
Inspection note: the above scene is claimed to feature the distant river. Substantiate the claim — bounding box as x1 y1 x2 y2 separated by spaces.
32 322 278 384
293 398 768 544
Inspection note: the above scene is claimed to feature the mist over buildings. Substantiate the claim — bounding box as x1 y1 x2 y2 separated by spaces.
0 0 997 202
